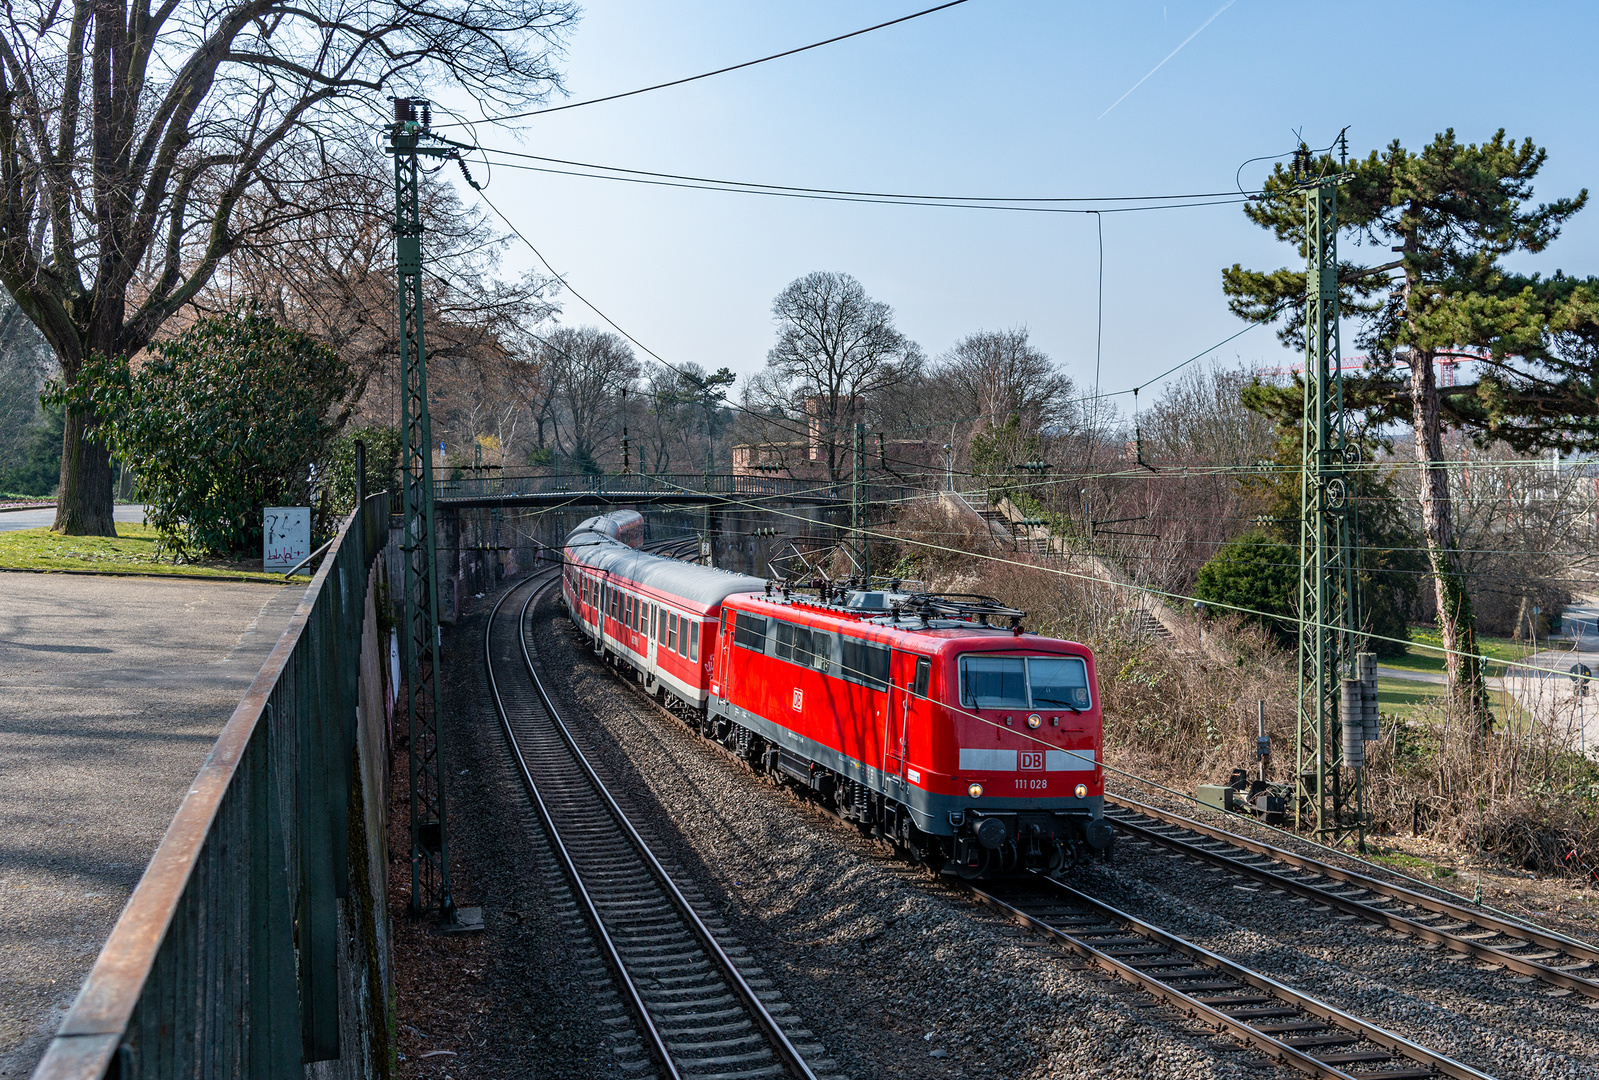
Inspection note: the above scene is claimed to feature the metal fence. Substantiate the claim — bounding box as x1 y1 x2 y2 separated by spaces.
32 491 392 1080
433 469 914 506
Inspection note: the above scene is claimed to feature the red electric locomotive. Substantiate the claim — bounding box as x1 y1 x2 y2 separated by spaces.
562 511 1113 876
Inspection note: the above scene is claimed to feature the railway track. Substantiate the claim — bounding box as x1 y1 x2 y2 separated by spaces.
485 565 835 1080
969 876 1495 1080
1104 793 1599 999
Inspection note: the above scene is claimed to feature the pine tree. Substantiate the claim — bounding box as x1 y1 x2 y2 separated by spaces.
1224 130 1597 722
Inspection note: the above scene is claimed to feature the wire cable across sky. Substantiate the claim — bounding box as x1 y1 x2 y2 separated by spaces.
435 0 976 128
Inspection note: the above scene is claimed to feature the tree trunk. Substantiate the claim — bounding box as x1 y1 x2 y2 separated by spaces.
52 401 117 535
1408 347 1490 725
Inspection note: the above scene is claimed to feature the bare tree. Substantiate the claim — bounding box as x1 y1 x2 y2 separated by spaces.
0 0 577 533
196 142 558 436
1142 363 1276 467
542 326 639 471
752 272 916 484
929 327 1075 435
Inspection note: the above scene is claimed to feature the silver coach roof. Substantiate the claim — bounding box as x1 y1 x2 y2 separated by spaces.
568 531 767 607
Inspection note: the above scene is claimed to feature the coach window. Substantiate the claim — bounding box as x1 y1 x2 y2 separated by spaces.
659 608 669 645
689 621 700 661
668 612 679 652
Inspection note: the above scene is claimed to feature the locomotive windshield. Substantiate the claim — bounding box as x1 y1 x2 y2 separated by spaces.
959 655 1091 711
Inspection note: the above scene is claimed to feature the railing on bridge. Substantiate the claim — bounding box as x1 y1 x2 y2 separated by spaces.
434 469 916 506
32 492 391 1080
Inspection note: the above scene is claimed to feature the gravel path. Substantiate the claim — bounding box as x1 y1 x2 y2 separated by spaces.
526 585 1306 1080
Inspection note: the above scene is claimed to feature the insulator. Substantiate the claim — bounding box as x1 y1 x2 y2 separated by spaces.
1341 720 1364 768
421 102 431 130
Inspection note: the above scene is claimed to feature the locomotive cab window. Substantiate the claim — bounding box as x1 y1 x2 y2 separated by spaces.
912 656 931 698
959 655 1091 711
1028 657 1091 710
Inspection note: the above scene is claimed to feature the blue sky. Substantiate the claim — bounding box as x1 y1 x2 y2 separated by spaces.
435 0 1599 414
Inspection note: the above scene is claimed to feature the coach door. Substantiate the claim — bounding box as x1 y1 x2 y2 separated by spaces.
713 607 734 697
885 651 933 784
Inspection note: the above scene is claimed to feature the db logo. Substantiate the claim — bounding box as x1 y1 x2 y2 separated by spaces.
1019 751 1044 771
791 688 803 712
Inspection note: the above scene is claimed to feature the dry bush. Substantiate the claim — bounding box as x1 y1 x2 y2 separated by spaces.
1361 701 1599 874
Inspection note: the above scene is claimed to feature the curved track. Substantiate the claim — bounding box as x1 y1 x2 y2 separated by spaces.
485 564 832 1080
970 876 1495 1080
1105 793 1599 999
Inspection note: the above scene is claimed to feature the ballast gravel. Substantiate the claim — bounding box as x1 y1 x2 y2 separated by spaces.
1093 839 1599 1079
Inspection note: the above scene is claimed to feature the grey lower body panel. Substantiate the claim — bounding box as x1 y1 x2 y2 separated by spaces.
711 696 1101 837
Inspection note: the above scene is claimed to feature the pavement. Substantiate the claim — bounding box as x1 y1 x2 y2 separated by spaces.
0 506 148 533
0 573 306 1077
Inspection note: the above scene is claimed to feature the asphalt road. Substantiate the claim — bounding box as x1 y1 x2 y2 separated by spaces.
0 573 303 1077
0 505 147 533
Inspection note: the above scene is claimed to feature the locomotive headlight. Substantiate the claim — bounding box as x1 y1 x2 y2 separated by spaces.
967 782 984 799
1075 783 1088 799
1026 713 1042 729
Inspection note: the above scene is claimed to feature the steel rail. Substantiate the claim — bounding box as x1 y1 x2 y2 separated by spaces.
485 562 821 1080
968 876 1497 1080
485 567 682 1079
1105 794 1599 998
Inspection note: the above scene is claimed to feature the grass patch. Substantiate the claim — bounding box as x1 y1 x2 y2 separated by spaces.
0 523 285 582
1382 627 1523 679
1367 849 1458 879
1379 675 1449 719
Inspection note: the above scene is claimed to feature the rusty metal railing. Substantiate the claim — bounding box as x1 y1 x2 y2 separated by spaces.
31 491 392 1079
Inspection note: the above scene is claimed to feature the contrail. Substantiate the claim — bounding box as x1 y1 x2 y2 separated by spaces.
1098 0 1237 120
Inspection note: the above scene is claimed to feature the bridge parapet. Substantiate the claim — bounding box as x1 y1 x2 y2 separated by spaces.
434 470 913 508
